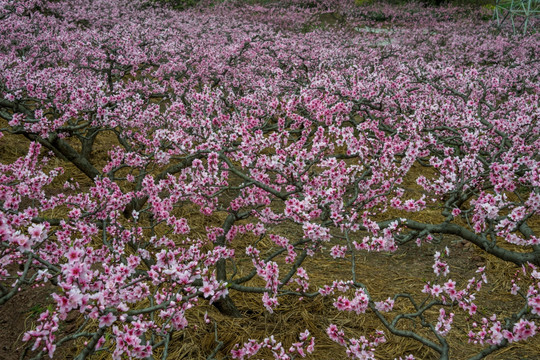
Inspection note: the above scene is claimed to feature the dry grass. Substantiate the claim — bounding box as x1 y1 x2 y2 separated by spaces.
2 121 539 359
132 232 540 360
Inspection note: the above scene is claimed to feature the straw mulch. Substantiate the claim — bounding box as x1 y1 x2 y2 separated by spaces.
2 128 539 359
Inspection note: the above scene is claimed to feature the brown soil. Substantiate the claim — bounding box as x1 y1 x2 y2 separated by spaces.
0 283 54 360
0 279 79 360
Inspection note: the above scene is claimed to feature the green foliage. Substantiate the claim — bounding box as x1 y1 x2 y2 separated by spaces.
301 11 346 33
151 0 200 10
480 3 495 20
365 10 390 20
355 0 374 6
27 304 45 319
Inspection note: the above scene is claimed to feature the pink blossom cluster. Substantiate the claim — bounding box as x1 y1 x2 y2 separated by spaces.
422 253 487 317
468 315 537 346
327 324 386 360
231 330 314 360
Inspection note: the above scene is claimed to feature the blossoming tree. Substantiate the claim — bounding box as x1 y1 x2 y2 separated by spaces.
1 0 539 359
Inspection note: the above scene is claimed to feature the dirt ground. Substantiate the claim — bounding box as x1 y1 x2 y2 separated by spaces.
0 284 50 360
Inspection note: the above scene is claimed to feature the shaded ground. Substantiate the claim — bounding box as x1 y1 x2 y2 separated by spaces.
0 279 78 360
0 282 54 360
